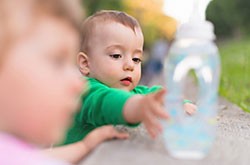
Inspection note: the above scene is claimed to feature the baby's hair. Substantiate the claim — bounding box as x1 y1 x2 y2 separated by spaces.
80 10 141 54
0 0 84 65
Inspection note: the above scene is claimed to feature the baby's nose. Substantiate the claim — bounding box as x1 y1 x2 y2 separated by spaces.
123 59 134 71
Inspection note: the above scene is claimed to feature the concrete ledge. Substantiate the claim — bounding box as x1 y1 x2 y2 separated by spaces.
80 97 250 165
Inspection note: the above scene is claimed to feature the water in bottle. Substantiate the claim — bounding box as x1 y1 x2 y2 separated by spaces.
162 0 220 160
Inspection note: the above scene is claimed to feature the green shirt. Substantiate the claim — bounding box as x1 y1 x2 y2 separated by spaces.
64 77 161 144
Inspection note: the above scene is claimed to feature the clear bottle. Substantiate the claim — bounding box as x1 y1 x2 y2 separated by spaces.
162 20 220 159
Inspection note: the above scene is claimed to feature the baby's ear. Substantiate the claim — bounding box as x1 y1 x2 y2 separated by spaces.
77 52 90 76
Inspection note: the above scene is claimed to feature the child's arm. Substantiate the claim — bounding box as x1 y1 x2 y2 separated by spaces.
123 89 169 138
123 89 197 138
43 126 128 164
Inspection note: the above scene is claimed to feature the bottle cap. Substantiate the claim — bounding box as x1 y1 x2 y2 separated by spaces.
176 20 215 40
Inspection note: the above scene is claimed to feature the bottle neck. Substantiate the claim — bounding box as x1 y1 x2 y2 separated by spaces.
175 21 215 41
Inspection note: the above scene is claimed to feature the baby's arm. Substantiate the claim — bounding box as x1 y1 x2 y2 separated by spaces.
123 89 169 138
43 126 128 164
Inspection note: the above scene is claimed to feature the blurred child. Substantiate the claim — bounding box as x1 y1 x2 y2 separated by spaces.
0 1 127 164
64 10 196 145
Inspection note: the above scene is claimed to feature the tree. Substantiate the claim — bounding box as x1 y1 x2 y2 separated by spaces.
207 0 250 38
82 0 124 16
122 0 177 48
82 0 177 48
235 0 250 34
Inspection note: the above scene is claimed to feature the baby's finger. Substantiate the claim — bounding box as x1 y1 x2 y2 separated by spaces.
144 112 163 132
153 89 167 102
111 131 129 139
152 105 169 120
102 126 129 139
96 126 128 141
144 122 158 139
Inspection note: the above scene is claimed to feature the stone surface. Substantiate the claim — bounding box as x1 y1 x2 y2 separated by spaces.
80 97 250 165
79 76 250 165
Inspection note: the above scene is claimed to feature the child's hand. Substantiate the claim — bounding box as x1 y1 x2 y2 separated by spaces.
139 89 169 138
83 125 129 151
184 102 197 115
124 89 169 139
43 126 128 164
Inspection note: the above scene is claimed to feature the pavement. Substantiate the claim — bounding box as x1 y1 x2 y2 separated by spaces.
79 75 250 165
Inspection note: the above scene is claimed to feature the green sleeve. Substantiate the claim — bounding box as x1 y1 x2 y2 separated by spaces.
132 85 162 94
80 78 137 127
133 85 193 104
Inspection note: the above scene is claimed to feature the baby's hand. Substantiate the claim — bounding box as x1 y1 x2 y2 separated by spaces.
83 125 129 151
183 102 197 115
139 89 169 138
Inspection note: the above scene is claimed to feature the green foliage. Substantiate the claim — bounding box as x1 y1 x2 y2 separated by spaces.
207 0 250 37
82 0 124 16
219 37 250 112
235 0 250 34
207 0 237 37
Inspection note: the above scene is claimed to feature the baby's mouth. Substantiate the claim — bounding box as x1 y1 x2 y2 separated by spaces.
120 77 132 86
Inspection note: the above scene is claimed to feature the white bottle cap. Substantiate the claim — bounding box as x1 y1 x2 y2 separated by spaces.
176 21 215 40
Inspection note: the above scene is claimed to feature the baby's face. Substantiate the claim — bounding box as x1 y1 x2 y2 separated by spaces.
0 17 84 145
87 22 144 91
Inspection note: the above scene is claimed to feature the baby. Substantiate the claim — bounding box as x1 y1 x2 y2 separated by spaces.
0 1 127 164
64 10 196 144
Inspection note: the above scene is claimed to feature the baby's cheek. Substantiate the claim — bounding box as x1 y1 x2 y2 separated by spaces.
107 69 116 75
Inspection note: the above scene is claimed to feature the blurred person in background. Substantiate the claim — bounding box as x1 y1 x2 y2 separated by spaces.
0 0 128 164
141 37 169 86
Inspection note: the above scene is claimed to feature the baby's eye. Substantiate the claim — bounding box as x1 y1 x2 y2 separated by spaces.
110 54 122 59
132 57 142 64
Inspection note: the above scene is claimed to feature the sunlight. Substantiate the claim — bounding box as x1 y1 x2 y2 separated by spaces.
163 0 195 24
163 0 212 24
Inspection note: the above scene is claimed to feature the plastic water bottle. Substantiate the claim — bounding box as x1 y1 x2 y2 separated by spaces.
162 1 220 160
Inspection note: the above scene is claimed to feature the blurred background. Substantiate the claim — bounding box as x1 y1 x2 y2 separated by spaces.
81 0 250 112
